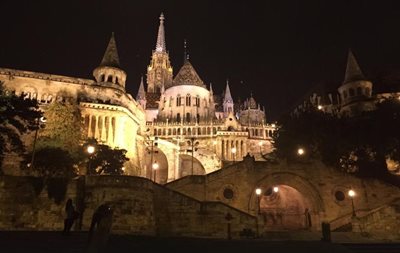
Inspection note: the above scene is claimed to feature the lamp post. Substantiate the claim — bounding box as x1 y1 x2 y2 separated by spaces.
258 141 263 155
255 188 262 215
231 147 237 163
187 137 199 175
152 161 159 182
29 116 46 169
87 145 95 174
146 136 158 180
348 189 356 217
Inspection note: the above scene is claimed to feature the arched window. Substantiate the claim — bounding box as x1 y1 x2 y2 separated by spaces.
176 113 181 122
177 128 181 135
176 95 181 106
157 129 162 136
186 113 191 122
173 128 176 135
107 76 113 82
186 94 191 106
188 128 192 136
196 96 200 107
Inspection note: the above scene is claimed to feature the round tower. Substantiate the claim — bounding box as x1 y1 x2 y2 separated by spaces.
93 33 127 90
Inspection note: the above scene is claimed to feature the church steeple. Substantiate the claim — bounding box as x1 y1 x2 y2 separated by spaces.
155 13 166 52
93 33 126 89
224 80 233 102
223 80 234 116
146 13 173 93
343 49 365 84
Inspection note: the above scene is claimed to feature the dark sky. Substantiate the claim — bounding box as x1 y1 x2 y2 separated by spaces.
1 0 400 121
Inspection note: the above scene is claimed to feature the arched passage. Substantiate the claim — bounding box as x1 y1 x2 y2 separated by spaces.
259 185 310 230
249 172 325 231
179 154 206 178
144 147 168 184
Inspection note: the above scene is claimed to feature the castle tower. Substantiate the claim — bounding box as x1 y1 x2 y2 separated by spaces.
136 76 147 109
338 50 374 115
223 80 234 117
146 13 173 93
93 33 127 89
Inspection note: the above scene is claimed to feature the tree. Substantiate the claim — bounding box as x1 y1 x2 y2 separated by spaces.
36 101 84 161
85 139 129 175
273 99 400 182
28 147 76 177
0 83 42 171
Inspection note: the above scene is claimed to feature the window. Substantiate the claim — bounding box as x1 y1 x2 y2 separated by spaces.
349 88 355 97
186 94 191 106
186 113 191 122
195 96 200 107
356 87 362 96
176 113 181 122
176 95 181 106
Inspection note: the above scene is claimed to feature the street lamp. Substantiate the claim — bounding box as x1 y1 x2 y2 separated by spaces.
29 116 46 169
273 186 279 193
145 136 158 180
255 188 262 215
348 189 356 217
152 161 159 182
231 147 237 162
297 148 305 156
87 145 95 173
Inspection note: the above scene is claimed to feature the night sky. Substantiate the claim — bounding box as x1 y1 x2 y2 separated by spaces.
1 0 400 121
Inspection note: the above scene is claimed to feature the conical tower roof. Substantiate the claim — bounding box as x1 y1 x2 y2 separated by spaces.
100 33 120 68
173 60 205 87
343 50 365 84
155 13 166 52
224 80 233 102
136 76 146 100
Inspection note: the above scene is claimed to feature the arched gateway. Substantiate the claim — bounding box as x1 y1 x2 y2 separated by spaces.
248 172 325 230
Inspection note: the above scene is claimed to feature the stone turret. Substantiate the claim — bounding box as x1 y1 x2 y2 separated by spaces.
93 33 127 90
338 50 374 115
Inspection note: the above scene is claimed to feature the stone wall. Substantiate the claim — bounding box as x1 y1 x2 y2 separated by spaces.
0 176 80 230
0 175 257 238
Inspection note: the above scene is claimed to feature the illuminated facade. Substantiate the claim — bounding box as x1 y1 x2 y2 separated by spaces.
137 14 275 183
0 13 275 182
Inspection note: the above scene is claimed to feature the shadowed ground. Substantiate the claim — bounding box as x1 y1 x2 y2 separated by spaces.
1 231 400 253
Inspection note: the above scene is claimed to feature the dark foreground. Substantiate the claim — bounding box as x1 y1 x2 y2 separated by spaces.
1 231 400 253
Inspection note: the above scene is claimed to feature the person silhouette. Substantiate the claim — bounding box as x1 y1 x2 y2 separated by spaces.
63 199 76 235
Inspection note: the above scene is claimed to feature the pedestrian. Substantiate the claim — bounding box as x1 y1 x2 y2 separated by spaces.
304 208 312 229
63 198 76 235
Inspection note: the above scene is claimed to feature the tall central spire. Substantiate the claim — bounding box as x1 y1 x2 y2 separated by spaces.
155 13 166 52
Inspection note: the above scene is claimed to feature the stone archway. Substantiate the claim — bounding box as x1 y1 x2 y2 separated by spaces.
249 172 325 231
144 147 168 184
259 185 310 230
179 154 206 177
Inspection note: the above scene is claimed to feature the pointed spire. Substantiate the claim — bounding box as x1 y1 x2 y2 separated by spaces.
100 32 120 68
136 76 146 100
183 39 188 63
155 13 166 52
343 49 365 84
209 82 214 94
224 79 233 102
